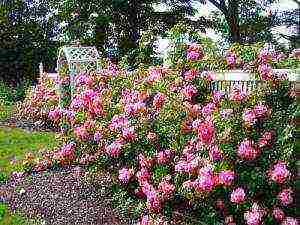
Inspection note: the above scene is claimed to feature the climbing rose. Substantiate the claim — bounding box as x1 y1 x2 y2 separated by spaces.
146 189 161 212
93 131 102 142
281 217 298 225
138 154 152 169
237 139 260 160
136 168 150 184
118 168 134 184
201 102 217 116
243 109 257 125
244 203 265 225
105 139 123 157
153 92 166 109
74 125 89 141
49 107 62 122
229 86 247 101
121 126 136 141
187 43 204 61
277 189 293 206
212 91 224 104
184 69 198 81
193 175 215 192
109 115 129 131
226 51 237 68
209 145 223 161
193 120 214 144
269 162 290 184
254 102 269 118
156 149 173 164
182 84 198 100
258 63 272 80
139 215 152 225
158 176 175 200
258 48 270 62
272 208 285 222
230 188 246 204
218 170 235 186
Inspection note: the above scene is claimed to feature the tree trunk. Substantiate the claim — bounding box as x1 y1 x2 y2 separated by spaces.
226 0 241 43
127 0 139 49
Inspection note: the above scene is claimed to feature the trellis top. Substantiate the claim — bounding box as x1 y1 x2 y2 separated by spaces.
57 45 101 107
57 46 100 65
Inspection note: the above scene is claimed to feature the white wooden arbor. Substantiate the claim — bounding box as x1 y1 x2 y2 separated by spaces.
57 45 100 106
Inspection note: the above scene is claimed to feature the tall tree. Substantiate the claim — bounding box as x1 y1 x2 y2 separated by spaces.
202 0 277 43
0 0 59 84
51 0 206 56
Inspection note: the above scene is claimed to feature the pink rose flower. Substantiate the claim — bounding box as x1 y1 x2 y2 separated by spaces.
153 92 166 109
158 176 175 200
281 217 298 225
226 51 237 68
278 189 293 206
272 208 285 222
269 162 290 184
237 139 260 160
182 84 198 100
229 86 247 101
230 188 246 204
218 170 235 186
118 168 134 184
258 63 272 80
209 145 223 161
105 139 123 157
156 149 173 164
243 109 257 125
184 69 199 81
244 203 265 225
122 126 136 141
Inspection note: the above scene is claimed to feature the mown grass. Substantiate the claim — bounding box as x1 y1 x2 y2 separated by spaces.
0 127 56 224
0 104 12 121
0 127 57 180
0 203 44 225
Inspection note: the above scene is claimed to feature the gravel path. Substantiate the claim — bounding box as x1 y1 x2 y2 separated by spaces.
0 167 131 225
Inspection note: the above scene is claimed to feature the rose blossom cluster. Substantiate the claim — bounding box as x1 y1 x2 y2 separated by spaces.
181 84 198 100
122 89 147 115
277 188 293 206
269 161 290 184
244 203 265 225
187 43 204 61
229 85 248 101
184 69 199 81
156 149 173 164
118 168 134 184
230 187 246 204
226 51 238 68
237 139 260 160
243 102 270 125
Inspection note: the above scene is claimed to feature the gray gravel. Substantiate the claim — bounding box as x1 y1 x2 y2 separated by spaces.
0 167 131 225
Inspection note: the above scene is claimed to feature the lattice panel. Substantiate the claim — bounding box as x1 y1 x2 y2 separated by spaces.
64 47 99 62
57 45 100 107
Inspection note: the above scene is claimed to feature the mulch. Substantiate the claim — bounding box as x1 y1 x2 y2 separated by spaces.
0 167 132 225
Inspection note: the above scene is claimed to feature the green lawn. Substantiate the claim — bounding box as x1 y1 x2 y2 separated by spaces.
0 104 12 121
0 127 57 179
0 203 44 225
0 127 56 224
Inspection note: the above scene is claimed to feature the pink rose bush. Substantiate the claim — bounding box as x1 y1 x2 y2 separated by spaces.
14 72 59 126
23 42 297 224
